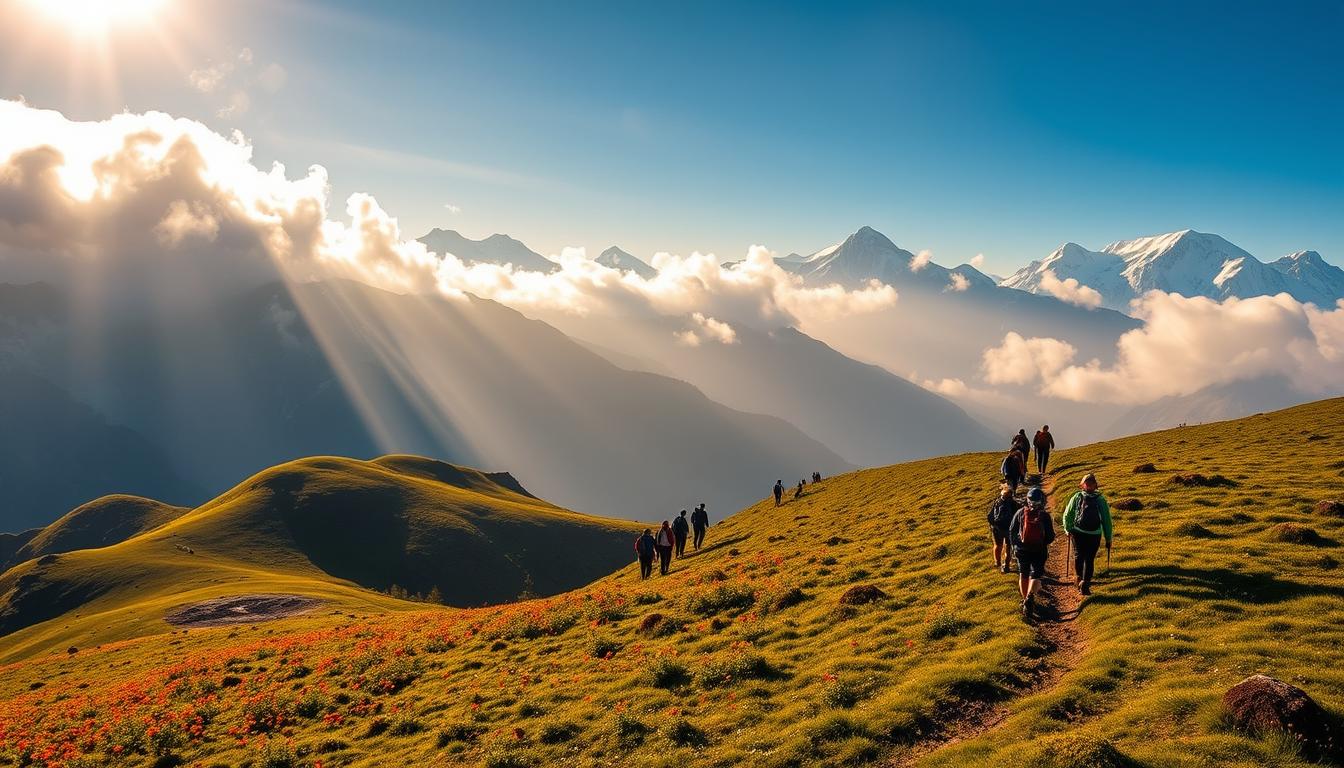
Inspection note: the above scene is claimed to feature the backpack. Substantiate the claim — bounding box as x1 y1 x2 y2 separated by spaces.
636 535 654 557
1020 506 1045 548
988 496 1016 530
673 516 689 535
1076 493 1102 531
1000 454 1019 478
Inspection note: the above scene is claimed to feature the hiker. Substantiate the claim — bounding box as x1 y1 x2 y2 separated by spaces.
773 479 784 506
1033 425 1055 475
1061 473 1113 595
1013 429 1031 465
655 521 676 575
634 528 657 579
987 482 1019 573
1000 449 1025 494
1010 487 1055 620
691 503 709 550
794 480 804 499
672 510 690 558
812 471 822 483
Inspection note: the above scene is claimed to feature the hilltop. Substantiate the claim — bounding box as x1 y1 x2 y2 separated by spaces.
0 455 643 662
2 494 188 569
1 399 1342 766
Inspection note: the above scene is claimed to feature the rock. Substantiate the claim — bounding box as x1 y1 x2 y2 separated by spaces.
1271 523 1321 545
1169 473 1236 488
1133 463 1157 474
1112 498 1144 511
838 584 887 606
1222 675 1341 760
1314 500 1344 517
638 613 665 634
825 536 852 546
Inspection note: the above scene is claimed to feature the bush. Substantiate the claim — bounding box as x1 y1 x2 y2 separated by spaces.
649 657 691 688
925 608 972 640
1175 521 1214 538
821 677 869 709
436 723 485 746
662 717 708 747
538 721 581 744
698 652 774 688
589 635 622 659
685 583 756 616
613 712 650 747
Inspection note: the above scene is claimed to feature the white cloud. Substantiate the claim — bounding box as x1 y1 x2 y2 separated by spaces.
673 330 701 347
1038 269 1102 309
970 253 985 269
443 203 462 214
909 249 933 273
189 48 284 115
188 64 230 93
1041 292 1344 403
946 273 970 292
0 99 894 335
980 332 1078 386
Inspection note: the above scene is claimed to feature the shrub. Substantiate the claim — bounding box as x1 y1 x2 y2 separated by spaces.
1313 500 1344 517
698 652 774 688
436 723 485 746
925 608 972 640
612 712 650 747
649 657 691 689
388 713 423 736
685 583 756 615
538 721 581 744
1112 498 1143 511
821 676 871 709
838 584 887 606
1174 522 1214 538
1133 463 1157 473
662 717 708 747
589 635 622 659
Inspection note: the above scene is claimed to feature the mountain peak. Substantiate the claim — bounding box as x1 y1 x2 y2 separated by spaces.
594 245 656 278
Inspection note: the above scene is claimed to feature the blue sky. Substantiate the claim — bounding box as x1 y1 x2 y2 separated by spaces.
2 0 1340 273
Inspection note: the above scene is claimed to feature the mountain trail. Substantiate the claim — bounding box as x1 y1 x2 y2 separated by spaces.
889 471 1089 767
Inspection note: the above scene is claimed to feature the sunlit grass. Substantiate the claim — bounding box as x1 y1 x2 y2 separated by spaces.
1 399 1342 767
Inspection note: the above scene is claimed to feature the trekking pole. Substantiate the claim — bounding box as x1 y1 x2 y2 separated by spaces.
1066 535 1072 580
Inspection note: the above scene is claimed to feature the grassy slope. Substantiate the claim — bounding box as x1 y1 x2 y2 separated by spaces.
0 400 1342 767
6 495 190 568
0 455 642 664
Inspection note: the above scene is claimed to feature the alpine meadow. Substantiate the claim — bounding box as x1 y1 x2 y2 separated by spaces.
1 2 1343 767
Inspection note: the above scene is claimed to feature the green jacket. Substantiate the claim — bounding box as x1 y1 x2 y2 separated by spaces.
1061 490 1113 543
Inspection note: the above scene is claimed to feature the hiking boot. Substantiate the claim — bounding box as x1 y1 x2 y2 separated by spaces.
1080 582 1091 596
1000 561 1011 574
1021 596 1034 621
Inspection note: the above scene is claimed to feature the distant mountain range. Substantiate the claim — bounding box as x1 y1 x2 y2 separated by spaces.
1002 230 1344 311
595 246 657 278
418 229 558 272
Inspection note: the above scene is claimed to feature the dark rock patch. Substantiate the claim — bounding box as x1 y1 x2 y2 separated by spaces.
838 584 888 606
1222 675 1342 761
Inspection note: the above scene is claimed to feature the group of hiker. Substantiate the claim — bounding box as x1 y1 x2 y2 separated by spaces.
634 503 711 579
773 472 823 506
989 426 1114 620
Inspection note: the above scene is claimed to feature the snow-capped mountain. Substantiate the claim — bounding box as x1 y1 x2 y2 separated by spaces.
1002 230 1343 311
595 246 657 279
418 229 558 273
783 226 957 290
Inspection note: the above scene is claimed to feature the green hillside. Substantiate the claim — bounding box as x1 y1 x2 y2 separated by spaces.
1 400 1343 768
3 494 189 569
0 455 643 663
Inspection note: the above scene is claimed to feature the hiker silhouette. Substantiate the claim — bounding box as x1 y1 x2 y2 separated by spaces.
655 521 675 575
691 503 709 550
1033 425 1055 474
672 510 690 558
773 480 784 506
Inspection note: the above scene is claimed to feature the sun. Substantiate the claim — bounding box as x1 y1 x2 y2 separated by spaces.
26 0 168 34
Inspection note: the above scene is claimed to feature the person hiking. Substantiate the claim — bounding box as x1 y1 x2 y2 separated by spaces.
1000 449 1025 494
691 503 709 550
672 510 690 558
1061 473 1113 595
987 482 1019 573
773 479 784 506
1009 486 1056 620
634 528 657 580
1033 425 1055 475
655 521 676 575
794 479 804 499
1013 429 1031 466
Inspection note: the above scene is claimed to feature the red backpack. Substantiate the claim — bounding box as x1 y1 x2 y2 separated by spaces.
1020 506 1045 548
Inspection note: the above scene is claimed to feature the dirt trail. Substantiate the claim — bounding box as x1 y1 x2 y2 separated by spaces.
890 473 1088 766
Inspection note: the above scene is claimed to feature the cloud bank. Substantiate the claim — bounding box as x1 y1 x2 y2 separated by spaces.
980 292 1344 403
1038 269 1103 309
0 99 894 331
